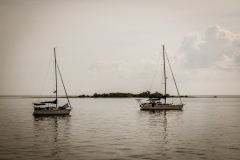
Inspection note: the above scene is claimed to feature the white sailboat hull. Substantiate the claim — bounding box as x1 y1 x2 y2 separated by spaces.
140 103 183 110
33 108 71 115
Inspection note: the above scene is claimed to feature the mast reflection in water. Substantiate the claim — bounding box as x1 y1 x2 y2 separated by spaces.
33 115 71 159
138 110 183 159
0 98 239 159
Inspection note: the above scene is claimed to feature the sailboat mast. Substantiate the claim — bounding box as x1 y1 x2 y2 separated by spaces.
163 45 166 103
54 48 58 108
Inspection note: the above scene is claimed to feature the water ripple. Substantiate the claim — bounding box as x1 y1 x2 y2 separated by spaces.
0 98 240 159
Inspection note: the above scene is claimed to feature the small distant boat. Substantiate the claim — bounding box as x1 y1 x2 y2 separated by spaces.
33 48 72 115
139 45 184 110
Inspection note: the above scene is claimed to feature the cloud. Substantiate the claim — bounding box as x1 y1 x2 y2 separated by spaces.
88 61 130 79
179 24 240 70
180 32 204 53
215 52 240 70
88 52 163 79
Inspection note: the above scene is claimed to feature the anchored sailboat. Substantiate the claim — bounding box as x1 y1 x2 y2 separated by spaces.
33 48 72 115
139 45 184 110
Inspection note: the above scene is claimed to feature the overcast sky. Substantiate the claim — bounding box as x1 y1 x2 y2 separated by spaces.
0 0 240 96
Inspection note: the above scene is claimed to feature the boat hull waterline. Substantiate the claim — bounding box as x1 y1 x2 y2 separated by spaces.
33 109 71 115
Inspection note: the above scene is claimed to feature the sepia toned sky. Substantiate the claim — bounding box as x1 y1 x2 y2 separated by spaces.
0 0 240 95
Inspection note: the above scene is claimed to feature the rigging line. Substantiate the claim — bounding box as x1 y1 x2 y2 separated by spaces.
56 63 72 108
165 50 183 104
160 73 164 92
159 51 164 93
170 98 177 103
149 52 161 96
158 73 164 95
38 53 54 102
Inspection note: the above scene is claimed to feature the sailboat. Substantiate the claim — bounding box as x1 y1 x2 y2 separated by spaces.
33 48 72 115
139 45 184 110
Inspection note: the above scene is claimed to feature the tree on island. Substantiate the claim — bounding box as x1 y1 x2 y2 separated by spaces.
78 91 172 98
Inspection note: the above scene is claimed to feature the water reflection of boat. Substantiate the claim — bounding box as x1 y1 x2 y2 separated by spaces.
33 48 72 115
33 115 71 158
139 45 184 110
138 110 169 157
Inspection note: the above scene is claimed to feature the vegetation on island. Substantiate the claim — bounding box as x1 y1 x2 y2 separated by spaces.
77 91 188 98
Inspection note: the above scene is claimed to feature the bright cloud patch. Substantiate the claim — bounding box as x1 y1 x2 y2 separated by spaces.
88 52 162 79
179 24 240 70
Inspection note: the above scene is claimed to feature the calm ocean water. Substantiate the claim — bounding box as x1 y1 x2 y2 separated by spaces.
0 97 239 160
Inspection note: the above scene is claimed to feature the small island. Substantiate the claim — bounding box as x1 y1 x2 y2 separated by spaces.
77 91 189 98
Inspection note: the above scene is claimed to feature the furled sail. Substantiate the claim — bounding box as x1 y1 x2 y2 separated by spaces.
149 95 166 100
33 102 46 106
41 99 57 104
